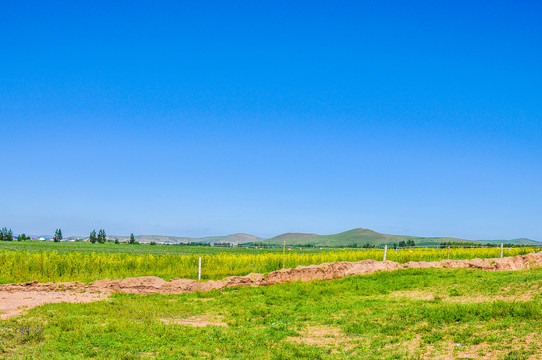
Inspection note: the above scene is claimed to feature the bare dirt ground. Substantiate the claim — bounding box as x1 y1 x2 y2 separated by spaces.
160 315 228 327
0 290 108 320
1 251 541 319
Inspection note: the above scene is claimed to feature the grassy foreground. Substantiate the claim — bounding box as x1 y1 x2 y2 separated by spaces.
1 268 541 359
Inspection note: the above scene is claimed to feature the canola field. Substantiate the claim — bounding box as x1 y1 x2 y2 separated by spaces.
0 244 538 284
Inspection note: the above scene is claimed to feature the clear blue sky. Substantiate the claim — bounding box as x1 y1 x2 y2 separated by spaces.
1 1 541 240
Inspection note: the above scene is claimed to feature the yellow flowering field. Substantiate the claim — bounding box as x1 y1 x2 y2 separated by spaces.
0 246 537 284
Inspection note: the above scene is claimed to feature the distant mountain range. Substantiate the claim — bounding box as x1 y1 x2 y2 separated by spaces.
260 228 541 246
106 233 262 245
33 228 540 247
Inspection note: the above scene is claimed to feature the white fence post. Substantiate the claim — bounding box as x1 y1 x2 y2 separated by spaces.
198 256 202 280
383 245 388 261
283 240 286 269
500 243 503 258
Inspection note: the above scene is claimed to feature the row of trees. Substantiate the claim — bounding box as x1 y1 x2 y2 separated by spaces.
1 228 33 241
347 243 377 249
397 239 416 248
89 229 107 243
2 227 62 242
88 230 138 244
440 241 478 248
0 227 13 241
1 227 140 244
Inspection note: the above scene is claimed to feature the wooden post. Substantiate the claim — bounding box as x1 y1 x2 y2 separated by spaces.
383 245 388 261
283 240 286 269
198 257 201 280
500 243 503 258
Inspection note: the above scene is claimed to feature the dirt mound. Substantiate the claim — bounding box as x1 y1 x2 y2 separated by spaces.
0 280 86 293
1 251 541 318
91 276 168 294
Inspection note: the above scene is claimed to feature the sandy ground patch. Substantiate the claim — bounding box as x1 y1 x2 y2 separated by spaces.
0 290 109 319
389 289 538 303
161 315 227 327
287 325 348 347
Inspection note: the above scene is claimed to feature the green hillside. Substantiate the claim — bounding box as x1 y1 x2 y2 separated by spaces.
265 232 318 243
197 233 262 245
480 238 541 246
262 228 482 247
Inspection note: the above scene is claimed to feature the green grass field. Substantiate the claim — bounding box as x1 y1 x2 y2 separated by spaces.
1 268 541 359
0 241 538 284
0 240 292 255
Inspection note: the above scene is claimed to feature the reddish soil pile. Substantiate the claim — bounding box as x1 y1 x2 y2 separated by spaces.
1 251 541 318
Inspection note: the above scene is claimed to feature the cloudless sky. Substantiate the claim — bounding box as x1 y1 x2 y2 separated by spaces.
1 1 541 240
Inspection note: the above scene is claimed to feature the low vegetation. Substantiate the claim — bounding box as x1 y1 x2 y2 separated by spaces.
0 243 538 284
0 268 541 359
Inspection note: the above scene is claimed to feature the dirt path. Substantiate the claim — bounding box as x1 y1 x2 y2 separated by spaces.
1 251 541 319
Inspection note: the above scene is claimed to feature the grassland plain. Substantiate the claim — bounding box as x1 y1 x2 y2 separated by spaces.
0 268 541 359
0 243 538 284
0 241 293 255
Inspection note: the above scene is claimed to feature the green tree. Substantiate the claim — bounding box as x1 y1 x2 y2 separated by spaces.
53 229 63 242
114 239 119 244
18 233 30 241
97 229 106 244
89 230 97 244
129 233 136 244
0 227 13 241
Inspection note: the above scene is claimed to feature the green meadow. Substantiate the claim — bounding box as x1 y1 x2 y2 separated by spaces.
1 268 541 359
0 240 287 255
